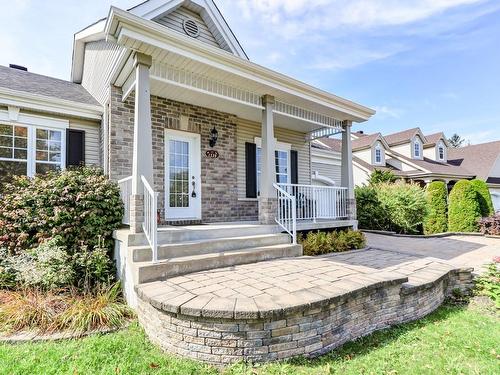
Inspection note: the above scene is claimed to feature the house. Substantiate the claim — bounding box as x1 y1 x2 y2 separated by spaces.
0 0 376 294
311 127 500 210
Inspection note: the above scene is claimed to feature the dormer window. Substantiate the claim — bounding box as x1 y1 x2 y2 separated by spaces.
413 138 422 159
374 142 383 164
437 141 446 161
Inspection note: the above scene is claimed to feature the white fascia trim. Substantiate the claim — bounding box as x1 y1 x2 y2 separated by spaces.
0 109 69 129
71 19 107 83
0 88 103 120
353 160 371 174
386 150 430 173
105 7 375 122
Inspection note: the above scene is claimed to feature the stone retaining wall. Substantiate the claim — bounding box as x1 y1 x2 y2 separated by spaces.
136 268 473 366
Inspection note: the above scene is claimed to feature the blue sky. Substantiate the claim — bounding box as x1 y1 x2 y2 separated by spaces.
1 0 499 144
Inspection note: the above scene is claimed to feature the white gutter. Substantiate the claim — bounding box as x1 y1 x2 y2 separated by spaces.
0 87 103 120
104 7 375 122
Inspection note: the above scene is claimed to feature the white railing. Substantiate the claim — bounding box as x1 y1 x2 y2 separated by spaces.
141 176 159 263
118 176 132 225
277 183 348 221
273 183 297 244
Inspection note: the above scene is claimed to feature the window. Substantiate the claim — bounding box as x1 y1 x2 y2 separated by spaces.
414 138 421 158
0 124 28 183
437 142 445 160
256 148 289 195
0 123 64 182
374 142 383 164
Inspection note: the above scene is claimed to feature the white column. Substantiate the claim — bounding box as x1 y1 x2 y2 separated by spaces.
132 52 154 194
341 121 356 224
258 95 277 224
260 94 276 198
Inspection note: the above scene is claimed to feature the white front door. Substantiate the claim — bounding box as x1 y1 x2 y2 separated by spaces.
164 130 201 220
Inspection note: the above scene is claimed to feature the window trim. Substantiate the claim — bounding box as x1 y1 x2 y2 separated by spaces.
437 141 446 161
254 137 292 195
0 121 66 177
374 141 383 165
413 137 422 159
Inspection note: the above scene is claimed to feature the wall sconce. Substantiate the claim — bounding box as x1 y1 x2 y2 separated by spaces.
209 126 218 147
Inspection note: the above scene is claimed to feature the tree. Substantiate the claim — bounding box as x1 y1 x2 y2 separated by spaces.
448 180 482 232
448 133 464 148
369 170 397 185
470 179 494 217
424 181 448 234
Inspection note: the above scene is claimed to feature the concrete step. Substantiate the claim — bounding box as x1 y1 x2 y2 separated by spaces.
135 243 303 284
131 233 291 262
117 224 279 247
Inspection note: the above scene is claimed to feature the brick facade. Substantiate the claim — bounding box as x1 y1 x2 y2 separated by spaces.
109 85 258 222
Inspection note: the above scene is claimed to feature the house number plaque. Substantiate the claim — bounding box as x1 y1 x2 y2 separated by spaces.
205 150 219 159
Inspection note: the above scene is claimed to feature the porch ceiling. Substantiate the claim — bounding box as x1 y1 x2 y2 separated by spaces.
106 7 375 131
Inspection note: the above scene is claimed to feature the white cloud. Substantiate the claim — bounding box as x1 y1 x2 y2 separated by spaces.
374 106 403 119
462 129 498 145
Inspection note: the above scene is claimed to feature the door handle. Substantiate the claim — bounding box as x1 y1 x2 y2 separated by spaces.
191 176 197 198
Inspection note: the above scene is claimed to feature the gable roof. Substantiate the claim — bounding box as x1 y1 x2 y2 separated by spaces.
448 141 500 180
0 65 99 106
128 0 247 59
424 132 449 147
384 127 427 146
352 132 390 151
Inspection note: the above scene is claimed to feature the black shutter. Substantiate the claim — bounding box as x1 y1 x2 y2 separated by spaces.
245 142 257 198
66 129 85 167
290 150 298 184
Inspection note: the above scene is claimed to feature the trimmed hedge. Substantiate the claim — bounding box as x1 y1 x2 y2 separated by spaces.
448 180 482 232
299 230 366 256
424 181 448 234
376 182 427 234
355 186 390 231
470 179 494 217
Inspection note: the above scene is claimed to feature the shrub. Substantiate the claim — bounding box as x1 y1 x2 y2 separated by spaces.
0 248 18 289
355 186 390 231
0 167 124 254
424 181 448 234
448 180 482 232
479 213 500 235
72 240 114 293
299 230 366 256
470 179 494 217
376 182 427 234
9 239 75 291
369 170 398 185
474 263 500 308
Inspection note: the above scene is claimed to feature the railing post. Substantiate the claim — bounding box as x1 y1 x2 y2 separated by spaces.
291 196 297 244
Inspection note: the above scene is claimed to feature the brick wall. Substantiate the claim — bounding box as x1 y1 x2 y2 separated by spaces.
109 85 258 222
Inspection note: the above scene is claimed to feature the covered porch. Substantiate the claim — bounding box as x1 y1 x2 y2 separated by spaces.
106 8 373 255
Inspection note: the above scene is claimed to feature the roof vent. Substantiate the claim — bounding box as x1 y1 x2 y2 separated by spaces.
9 64 28 71
183 18 200 38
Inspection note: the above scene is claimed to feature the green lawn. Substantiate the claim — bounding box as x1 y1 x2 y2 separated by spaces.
0 304 498 375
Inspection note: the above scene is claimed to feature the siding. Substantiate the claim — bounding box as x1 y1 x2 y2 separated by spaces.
69 120 101 166
81 40 125 105
236 119 311 199
311 161 341 186
154 6 231 52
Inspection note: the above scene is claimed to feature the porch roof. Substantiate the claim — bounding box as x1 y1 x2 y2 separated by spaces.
104 7 375 132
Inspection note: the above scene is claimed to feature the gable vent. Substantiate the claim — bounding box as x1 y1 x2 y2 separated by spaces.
182 18 200 38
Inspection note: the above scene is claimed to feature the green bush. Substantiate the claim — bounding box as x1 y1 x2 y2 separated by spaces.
355 186 390 231
369 170 397 185
0 167 124 254
424 181 448 234
470 179 494 217
376 182 427 234
474 263 500 308
299 230 366 256
448 180 482 232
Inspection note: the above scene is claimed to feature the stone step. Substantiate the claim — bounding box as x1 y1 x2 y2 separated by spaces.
118 224 279 247
131 233 291 262
135 243 303 284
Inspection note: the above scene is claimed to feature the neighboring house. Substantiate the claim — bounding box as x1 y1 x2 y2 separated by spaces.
448 141 500 211
312 126 500 210
0 0 375 239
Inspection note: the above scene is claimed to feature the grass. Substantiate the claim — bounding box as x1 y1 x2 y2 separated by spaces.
0 303 498 375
